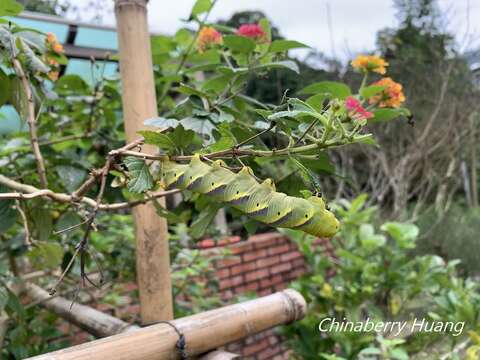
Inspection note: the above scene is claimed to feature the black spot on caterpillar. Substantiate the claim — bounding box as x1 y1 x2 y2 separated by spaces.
160 155 340 237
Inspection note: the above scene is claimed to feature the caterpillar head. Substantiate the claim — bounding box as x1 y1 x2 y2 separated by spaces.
305 196 340 237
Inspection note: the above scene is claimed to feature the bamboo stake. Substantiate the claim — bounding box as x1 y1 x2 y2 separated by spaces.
26 289 306 360
24 283 139 337
114 0 173 323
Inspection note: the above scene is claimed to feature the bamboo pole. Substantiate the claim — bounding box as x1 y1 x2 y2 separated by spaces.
24 283 139 337
26 289 306 360
114 0 173 323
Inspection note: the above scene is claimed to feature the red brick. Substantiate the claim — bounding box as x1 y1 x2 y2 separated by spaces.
198 239 216 248
243 249 267 262
256 255 280 268
231 241 254 254
218 236 241 246
231 261 257 275
293 258 305 268
267 244 290 256
245 281 259 291
258 346 278 360
245 269 269 282
268 335 279 345
217 256 241 267
243 339 269 356
219 275 243 290
252 235 279 249
260 277 274 288
280 251 302 262
270 263 291 274
259 288 273 296
217 267 230 279
271 275 283 285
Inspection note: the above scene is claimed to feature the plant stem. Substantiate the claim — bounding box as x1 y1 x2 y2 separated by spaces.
12 58 48 189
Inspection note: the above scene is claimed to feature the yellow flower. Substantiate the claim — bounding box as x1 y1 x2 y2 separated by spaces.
351 55 388 74
369 77 406 108
320 283 333 299
197 26 223 52
53 43 64 54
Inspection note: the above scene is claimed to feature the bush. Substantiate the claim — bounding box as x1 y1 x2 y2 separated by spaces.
281 195 480 359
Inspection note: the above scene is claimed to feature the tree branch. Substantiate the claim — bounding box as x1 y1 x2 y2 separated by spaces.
12 58 48 189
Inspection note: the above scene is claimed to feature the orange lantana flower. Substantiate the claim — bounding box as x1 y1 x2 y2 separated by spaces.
369 77 406 108
351 55 388 74
53 43 64 54
46 32 57 44
197 26 222 52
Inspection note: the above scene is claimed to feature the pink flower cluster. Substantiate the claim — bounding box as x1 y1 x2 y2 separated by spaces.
345 96 373 120
236 24 267 42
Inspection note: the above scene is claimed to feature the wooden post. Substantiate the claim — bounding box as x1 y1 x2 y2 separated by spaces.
26 290 307 360
24 283 139 337
114 0 173 323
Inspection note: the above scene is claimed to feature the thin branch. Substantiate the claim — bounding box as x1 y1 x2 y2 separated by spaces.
15 200 32 246
0 176 179 211
12 58 48 189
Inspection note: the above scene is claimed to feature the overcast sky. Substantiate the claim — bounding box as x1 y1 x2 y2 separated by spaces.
83 0 480 61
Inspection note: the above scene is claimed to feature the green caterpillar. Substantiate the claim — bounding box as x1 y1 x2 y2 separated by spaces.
160 155 340 237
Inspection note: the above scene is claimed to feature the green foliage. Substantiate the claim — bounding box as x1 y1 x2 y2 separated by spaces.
415 205 480 275
281 195 480 359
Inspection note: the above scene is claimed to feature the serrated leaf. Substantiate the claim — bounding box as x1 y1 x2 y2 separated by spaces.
27 241 63 269
138 130 176 150
254 60 300 74
56 165 87 193
360 85 384 99
189 203 222 239
124 157 154 193
299 81 352 99
144 117 180 129
372 108 411 122
223 35 256 54
269 40 309 53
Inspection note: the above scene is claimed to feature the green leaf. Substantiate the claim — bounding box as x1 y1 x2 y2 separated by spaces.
381 222 419 249
306 94 327 112
124 157 154 193
254 60 299 74
31 205 52 241
138 130 176 150
0 286 8 312
0 0 23 16
190 0 212 17
0 186 17 234
208 123 236 152
269 40 309 53
55 74 89 92
0 69 11 106
372 108 410 122
360 85 384 99
189 203 222 239
56 165 87 193
27 241 63 269
299 81 352 99
168 125 197 150
144 117 180 129
259 18 271 43
223 35 256 54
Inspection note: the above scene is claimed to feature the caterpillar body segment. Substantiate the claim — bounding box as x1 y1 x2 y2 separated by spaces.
160 154 339 237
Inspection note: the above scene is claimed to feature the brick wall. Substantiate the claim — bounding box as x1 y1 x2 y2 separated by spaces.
50 232 333 359
198 232 333 359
